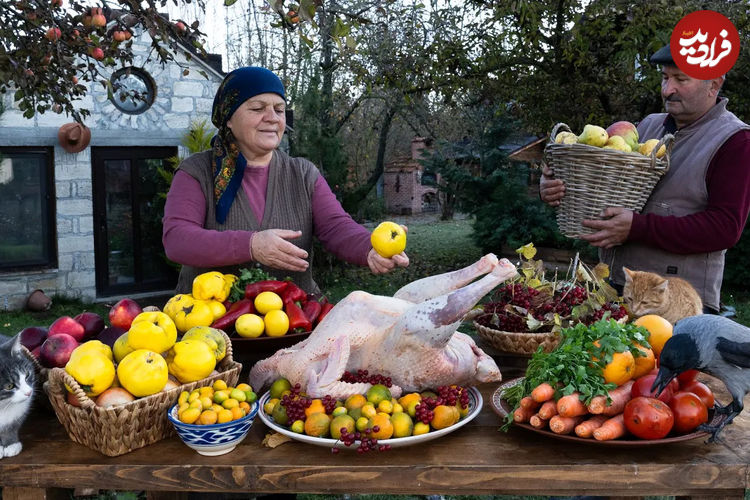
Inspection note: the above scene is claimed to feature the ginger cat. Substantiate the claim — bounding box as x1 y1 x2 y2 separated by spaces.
622 267 703 324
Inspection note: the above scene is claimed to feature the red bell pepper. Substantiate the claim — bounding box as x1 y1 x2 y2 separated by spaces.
317 302 334 324
211 298 255 331
281 281 307 304
243 280 288 300
284 300 313 333
302 299 322 325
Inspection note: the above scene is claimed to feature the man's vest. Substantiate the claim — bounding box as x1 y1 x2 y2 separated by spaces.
600 98 749 311
174 149 320 294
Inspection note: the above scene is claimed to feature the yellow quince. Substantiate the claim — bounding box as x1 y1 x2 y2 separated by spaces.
181 326 226 361
192 271 230 302
166 339 216 384
113 332 135 363
117 349 169 397
128 311 177 353
70 340 113 362
163 294 194 319
173 299 214 332
65 352 116 397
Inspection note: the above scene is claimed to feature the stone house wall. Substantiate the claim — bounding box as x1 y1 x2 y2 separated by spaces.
0 27 223 310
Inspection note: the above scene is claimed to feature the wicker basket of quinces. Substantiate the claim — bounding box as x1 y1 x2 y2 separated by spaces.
544 122 674 238
47 324 241 457
473 244 628 356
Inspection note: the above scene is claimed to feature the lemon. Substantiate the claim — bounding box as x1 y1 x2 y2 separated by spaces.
254 291 283 315
264 310 289 337
413 422 430 435
291 420 305 433
235 314 265 338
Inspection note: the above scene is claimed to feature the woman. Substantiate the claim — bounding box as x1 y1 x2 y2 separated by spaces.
163 66 409 294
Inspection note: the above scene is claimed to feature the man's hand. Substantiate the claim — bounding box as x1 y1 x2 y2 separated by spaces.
251 229 309 272
580 207 633 248
367 249 409 275
540 164 565 206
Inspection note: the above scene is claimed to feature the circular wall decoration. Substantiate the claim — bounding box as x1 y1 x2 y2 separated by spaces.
109 67 156 114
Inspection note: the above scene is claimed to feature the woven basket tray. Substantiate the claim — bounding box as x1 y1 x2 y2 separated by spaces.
474 320 560 357
544 123 674 238
46 331 241 457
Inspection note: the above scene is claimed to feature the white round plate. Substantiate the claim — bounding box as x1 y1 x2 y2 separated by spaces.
258 386 482 450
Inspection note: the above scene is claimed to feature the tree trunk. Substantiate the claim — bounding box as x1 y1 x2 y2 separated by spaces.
341 105 397 215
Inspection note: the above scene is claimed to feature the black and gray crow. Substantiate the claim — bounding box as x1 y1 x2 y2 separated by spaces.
651 314 750 442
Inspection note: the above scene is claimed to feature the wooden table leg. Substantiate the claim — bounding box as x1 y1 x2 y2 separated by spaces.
2 487 69 500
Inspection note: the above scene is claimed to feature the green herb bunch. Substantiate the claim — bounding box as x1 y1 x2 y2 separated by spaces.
501 318 651 430
228 266 273 302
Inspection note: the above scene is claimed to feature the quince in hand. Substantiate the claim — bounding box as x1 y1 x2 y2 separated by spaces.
371 221 407 258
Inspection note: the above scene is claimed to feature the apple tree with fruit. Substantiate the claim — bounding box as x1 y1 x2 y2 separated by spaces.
1 0 212 122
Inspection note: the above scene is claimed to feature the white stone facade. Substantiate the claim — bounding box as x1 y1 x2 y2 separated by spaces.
0 28 223 310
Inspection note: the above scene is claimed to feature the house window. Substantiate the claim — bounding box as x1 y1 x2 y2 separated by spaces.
0 148 56 270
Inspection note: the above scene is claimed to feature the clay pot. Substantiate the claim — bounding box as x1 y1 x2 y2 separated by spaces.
26 289 52 312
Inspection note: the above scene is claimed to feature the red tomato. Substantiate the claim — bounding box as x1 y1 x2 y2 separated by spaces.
624 396 674 439
679 380 715 409
669 391 708 434
631 374 674 404
677 369 699 387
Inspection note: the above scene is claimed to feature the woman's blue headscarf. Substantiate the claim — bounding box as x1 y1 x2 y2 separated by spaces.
210 67 285 224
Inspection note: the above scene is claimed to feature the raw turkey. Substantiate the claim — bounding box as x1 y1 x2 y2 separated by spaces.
249 254 517 399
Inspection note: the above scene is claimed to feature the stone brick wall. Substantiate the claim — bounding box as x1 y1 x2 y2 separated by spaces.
0 27 223 310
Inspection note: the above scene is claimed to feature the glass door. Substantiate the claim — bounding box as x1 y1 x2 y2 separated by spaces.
92 147 178 296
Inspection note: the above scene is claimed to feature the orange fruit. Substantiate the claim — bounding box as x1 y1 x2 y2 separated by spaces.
634 315 673 356
330 414 355 439
390 412 414 438
231 406 245 420
304 412 331 438
198 410 218 425
305 399 326 418
601 350 635 386
398 392 421 409
430 405 459 430
179 407 201 424
344 393 367 411
217 408 233 424
367 413 394 440
631 343 656 379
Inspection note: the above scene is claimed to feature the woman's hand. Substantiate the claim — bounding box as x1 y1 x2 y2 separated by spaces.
539 164 565 206
367 249 409 275
251 229 309 272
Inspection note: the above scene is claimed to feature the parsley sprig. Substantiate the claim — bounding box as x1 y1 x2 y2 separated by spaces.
500 318 650 430
228 266 273 302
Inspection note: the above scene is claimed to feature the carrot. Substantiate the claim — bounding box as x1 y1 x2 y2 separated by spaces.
537 400 558 420
556 393 588 417
520 396 541 411
574 415 609 438
587 380 634 416
529 415 548 429
530 382 555 403
513 406 536 423
593 414 627 441
549 415 584 435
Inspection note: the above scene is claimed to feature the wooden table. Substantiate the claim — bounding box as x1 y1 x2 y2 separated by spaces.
2 373 750 500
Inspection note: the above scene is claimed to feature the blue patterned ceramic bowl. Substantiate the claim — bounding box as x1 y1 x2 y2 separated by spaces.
167 401 259 456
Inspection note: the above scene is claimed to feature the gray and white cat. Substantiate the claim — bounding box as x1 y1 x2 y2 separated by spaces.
0 334 36 459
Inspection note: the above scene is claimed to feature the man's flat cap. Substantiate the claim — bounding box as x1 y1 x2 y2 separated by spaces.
649 44 674 65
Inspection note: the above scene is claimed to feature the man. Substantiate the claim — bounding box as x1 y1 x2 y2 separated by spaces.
539 44 750 314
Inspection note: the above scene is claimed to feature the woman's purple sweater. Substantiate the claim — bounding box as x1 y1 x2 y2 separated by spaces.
163 165 372 268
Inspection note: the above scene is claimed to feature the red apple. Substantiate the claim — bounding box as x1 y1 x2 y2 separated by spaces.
96 325 126 349
72 76 78 84
605 121 639 151
92 12 107 27
113 30 128 42
95 387 136 408
74 312 105 340
174 21 186 33
108 299 142 330
45 27 61 41
49 315 86 342
19 326 48 350
39 333 79 368
89 47 104 60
